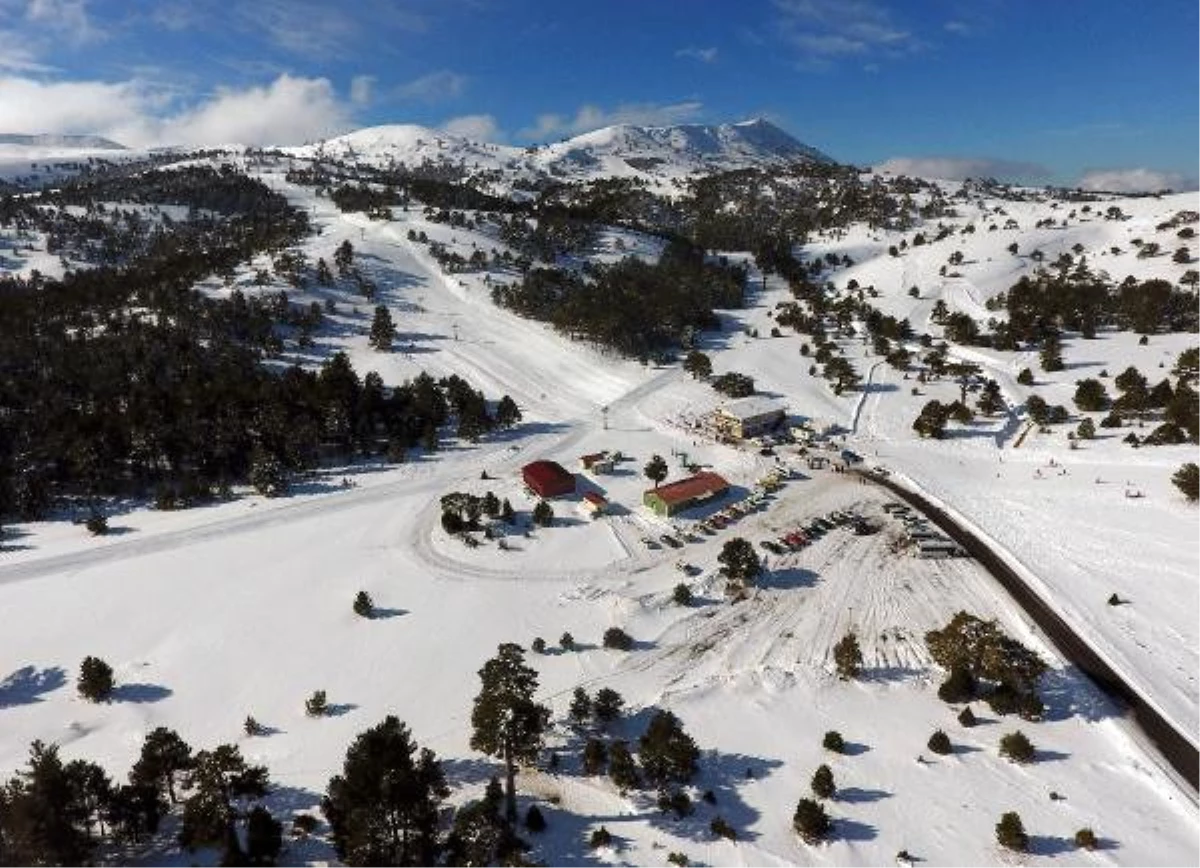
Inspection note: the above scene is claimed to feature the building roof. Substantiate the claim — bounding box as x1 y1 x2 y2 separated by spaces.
582 491 607 505
646 471 729 505
580 452 608 466
717 396 787 422
522 460 574 491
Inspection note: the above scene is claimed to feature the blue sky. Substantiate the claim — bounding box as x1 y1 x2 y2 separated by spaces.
1 0 1196 190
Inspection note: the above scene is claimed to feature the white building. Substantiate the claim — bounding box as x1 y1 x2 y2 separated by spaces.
712 396 787 440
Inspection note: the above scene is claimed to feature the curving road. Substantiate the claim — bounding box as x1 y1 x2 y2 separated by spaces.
854 467 1199 792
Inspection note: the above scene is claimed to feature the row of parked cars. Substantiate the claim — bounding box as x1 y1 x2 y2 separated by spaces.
882 501 966 558
760 509 860 554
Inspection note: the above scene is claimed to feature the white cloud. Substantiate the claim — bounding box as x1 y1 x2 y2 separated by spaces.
874 156 1050 183
773 0 919 65
350 74 374 106
1077 168 1198 194
0 77 151 137
0 73 352 148
394 70 467 103
440 114 500 142
943 20 971 35
153 75 351 147
675 46 718 63
0 30 55 72
519 100 705 141
25 0 101 45
236 1 358 57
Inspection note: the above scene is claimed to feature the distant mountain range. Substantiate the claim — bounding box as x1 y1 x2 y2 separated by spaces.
0 133 127 150
288 118 833 184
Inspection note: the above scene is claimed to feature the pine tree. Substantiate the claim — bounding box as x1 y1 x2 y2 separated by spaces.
532 500 553 527
306 690 329 717
495 395 522 428
469 644 551 823
0 741 105 864
245 805 283 866
524 804 546 833
999 731 1035 763
718 537 761 587
592 688 624 724
369 306 397 351
957 706 977 727
927 730 952 755
607 741 639 790
644 454 668 488
1074 827 1098 850
811 764 835 799
995 811 1028 851
316 257 333 285
334 239 354 276
249 448 288 497
582 738 607 776
822 730 845 753
1017 367 1035 386
568 688 592 725
1036 333 1065 372
638 710 699 788
602 627 633 650
130 728 193 805
501 499 515 523
77 656 114 702
833 632 863 679
353 591 374 618
178 745 269 860
683 350 712 380
793 797 831 844
1172 463 1199 501
322 716 449 866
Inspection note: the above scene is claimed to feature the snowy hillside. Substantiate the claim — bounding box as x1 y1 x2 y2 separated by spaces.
0 134 1197 866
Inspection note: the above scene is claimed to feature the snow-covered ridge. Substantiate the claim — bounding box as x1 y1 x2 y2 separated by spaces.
288 118 832 182
0 133 127 150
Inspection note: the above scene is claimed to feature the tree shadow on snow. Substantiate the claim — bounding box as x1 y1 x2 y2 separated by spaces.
758 566 819 591
840 741 871 757
1028 834 1077 857
861 665 922 684
835 787 892 805
111 683 172 704
640 749 783 844
0 665 66 707
441 757 501 788
1038 666 1124 723
265 784 338 865
369 607 408 620
834 817 878 842
325 702 358 718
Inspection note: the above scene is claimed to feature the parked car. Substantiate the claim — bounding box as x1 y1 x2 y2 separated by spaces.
641 536 660 549
661 534 683 549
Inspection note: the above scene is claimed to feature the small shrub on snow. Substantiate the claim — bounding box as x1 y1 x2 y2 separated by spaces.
999 731 1036 763
927 730 952 755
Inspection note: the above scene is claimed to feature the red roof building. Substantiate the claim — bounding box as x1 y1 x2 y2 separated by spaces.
642 471 729 516
522 460 576 498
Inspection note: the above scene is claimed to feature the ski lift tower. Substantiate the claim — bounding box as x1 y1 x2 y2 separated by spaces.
601 405 609 430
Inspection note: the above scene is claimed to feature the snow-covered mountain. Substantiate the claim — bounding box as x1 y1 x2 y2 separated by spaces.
0 133 126 150
290 118 832 184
